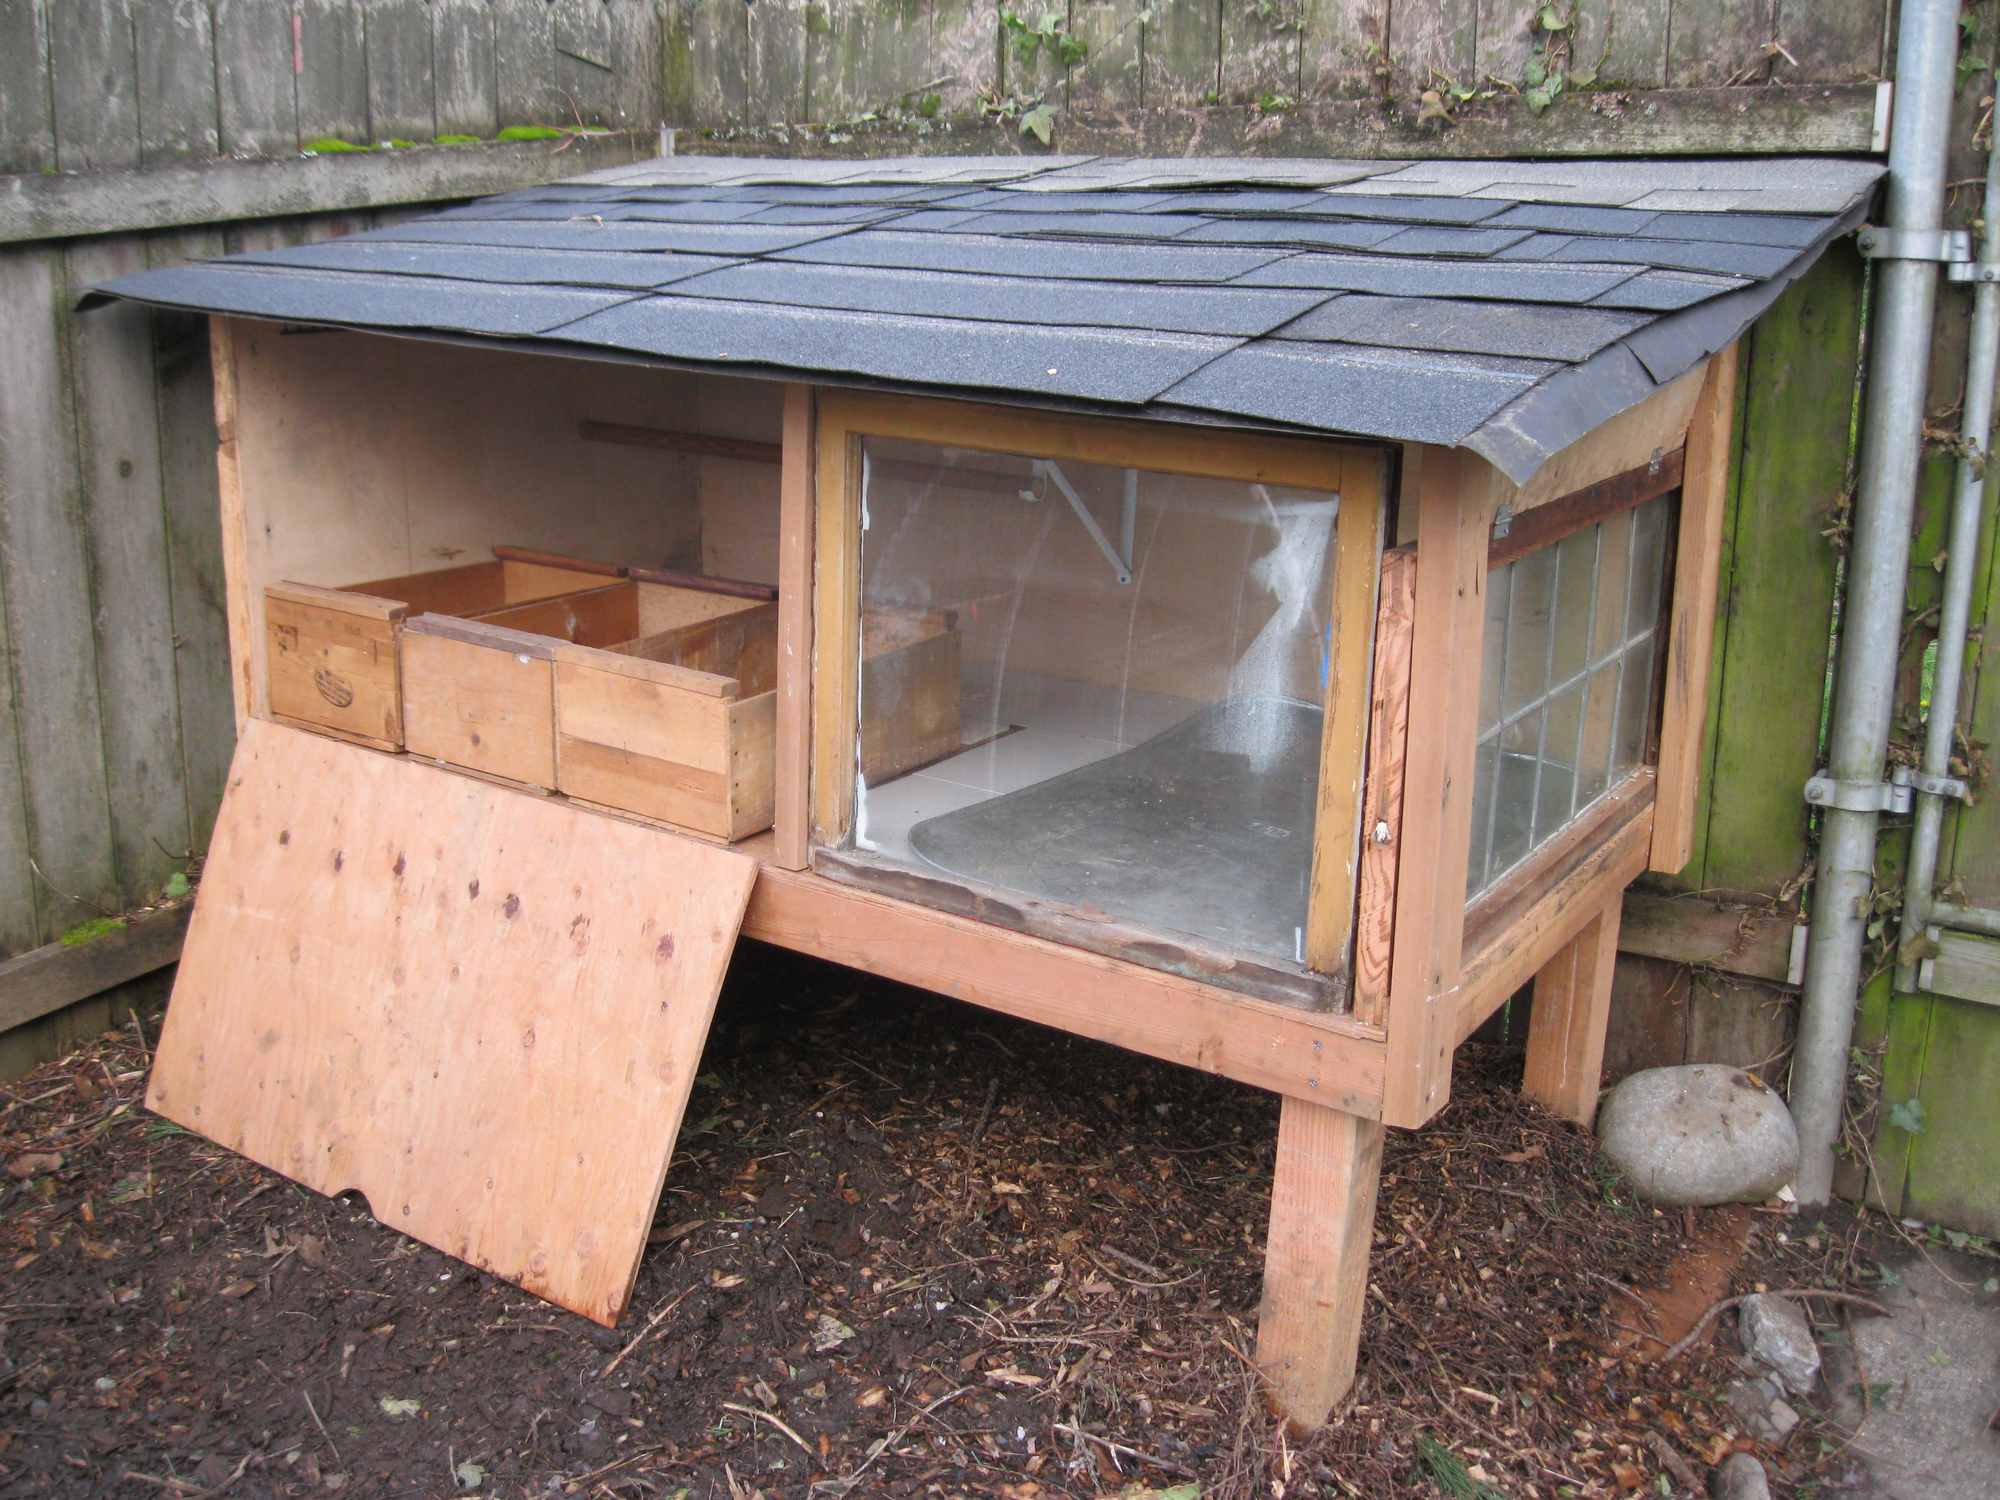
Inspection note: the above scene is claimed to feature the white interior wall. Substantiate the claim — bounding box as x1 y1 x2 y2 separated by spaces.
694 376 785 585
232 323 707 592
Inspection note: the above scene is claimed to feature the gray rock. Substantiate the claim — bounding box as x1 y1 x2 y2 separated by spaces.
1712 1452 1773 1500
1739 1293 1820 1395
1724 1378 1801 1445
1596 1064 1799 1207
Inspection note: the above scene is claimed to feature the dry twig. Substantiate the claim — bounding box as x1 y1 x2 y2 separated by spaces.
1659 1287 1890 1365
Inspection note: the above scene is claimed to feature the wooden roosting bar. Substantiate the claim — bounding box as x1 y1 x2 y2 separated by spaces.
88 151 1881 1426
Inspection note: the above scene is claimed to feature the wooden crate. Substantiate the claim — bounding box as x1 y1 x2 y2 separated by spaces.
554 647 777 841
265 583 408 749
861 609 962 781
611 599 779 695
400 616 558 788
263 556 616 745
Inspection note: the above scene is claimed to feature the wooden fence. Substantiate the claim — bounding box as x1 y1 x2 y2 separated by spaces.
0 0 664 1073
657 0 1893 128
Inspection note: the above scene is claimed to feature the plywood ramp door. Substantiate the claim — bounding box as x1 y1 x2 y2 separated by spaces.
146 719 757 1326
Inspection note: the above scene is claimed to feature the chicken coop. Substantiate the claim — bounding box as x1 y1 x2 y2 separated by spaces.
90 151 1882 1426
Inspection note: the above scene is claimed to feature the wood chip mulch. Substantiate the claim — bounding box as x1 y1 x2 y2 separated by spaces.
0 943 1870 1497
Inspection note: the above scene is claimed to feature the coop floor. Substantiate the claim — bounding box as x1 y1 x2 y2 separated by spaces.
855 672 1320 962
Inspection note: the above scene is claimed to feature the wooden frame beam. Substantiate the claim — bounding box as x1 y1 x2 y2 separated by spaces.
1651 344 1741 875
743 862 1387 1114
1381 446 1503 1127
774 384 815 870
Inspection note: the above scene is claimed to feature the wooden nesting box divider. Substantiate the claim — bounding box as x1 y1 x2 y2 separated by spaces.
400 615 560 789
554 646 777 841
264 582 409 749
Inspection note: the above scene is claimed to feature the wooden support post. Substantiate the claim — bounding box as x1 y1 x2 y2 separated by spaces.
1255 1098 1385 1428
1382 446 1504 1128
774 383 815 870
1522 895 1624 1125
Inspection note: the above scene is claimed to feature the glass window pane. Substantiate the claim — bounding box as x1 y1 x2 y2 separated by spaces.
854 436 1340 968
1614 638 1656 775
1575 662 1620 809
1592 508 1634 660
1479 564 1511 735
1467 738 1498 897
1550 527 1598 685
1536 680 1584 841
1626 495 1670 640
1502 546 1558 717
1488 707 1543 880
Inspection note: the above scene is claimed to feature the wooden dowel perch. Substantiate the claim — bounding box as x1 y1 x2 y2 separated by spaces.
579 419 782 466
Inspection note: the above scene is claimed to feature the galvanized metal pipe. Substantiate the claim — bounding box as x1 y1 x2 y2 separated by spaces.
1894 134 2000 988
1792 0 1962 1208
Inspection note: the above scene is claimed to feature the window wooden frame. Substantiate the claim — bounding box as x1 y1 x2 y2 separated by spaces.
805 389 1390 995
1379 347 1736 1127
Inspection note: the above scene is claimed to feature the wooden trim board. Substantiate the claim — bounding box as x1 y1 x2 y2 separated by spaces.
1652 344 1741 875
745 860 1387 1116
0 903 191 1036
1381 445 1503 1128
1353 546 1416 1026
775 384 815 870
1305 448 1390 976
148 719 757 1327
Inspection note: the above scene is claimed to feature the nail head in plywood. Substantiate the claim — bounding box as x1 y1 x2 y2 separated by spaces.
146 720 756 1327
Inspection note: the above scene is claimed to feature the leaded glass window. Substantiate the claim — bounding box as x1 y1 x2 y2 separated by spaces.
1466 492 1672 899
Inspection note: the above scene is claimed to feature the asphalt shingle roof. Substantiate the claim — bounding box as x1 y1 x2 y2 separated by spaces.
88 152 1883 483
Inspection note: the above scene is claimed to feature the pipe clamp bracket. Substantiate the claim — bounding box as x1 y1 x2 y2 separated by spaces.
1804 769 1912 815
1907 768 1970 800
1856 225 1973 265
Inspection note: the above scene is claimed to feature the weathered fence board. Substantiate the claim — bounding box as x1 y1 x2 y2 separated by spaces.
148 229 238 858
1774 0 1888 83
1684 247 1863 896
139 0 225 164
0 0 55 173
1666 0 1778 87
52 0 142 173
67 236 195 907
296 0 370 145
0 248 123 943
366 0 440 143
215 0 301 157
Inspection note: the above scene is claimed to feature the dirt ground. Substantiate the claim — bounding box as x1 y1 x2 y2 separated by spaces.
0 943 1933 1498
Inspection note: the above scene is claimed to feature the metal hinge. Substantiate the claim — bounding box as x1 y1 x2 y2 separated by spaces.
1804 766 1913 815
1492 503 1514 541
1855 226 1974 265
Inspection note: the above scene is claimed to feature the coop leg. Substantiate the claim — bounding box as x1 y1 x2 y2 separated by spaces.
1254 1096 1385 1429
1522 895 1623 1125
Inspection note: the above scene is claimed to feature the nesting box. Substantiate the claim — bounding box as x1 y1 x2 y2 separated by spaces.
91 151 1881 1424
